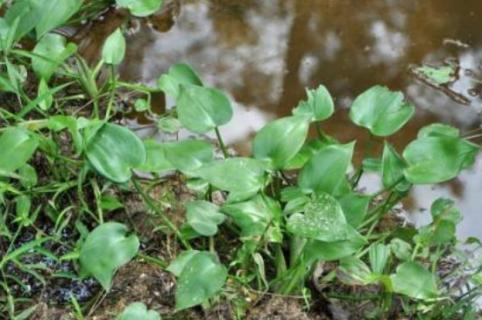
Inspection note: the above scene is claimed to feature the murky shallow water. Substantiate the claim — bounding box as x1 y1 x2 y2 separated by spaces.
109 0 482 239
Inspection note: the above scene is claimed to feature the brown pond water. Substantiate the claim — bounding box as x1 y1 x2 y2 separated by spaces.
84 0 482 239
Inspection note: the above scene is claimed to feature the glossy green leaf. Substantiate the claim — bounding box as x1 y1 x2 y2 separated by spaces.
86 123 146 183
186 200 225 236
0 17 16 51
197 158 266 201
117 302 160 320
137 140 174 173
303 225 366 262
163 140 214 176
285 138 336 170
390 261 438 300
252 115 309 169
158 63 203 99
177 85 233 133
116 0 164 17
403 136 478 184
381 142 410 191
4 0 43 41
338 192 370 227
287 193 350 242
166 250 200 277
298 142 354 195
171 251 227 310
80 222 139 290
222 194 281 241
102 28 126 65
418 123 459 138
32 33 77 81
35 0 82 38
292 85 334 121
349 86 415 136
0 127 38 177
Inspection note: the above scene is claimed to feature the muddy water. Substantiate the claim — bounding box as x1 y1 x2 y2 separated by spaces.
115 0 482 239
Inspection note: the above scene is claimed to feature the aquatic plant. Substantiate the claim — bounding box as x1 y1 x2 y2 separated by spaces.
0 1 480 319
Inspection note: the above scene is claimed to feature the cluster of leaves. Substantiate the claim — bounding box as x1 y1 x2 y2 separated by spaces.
0 1 481 319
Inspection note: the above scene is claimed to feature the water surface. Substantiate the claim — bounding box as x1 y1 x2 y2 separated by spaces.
112 0 482 239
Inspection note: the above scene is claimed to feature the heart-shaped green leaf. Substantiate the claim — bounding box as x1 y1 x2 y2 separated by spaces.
168 251 227 310
158 63 203 99
116 0 164 17
298 142 354 195
86 123 146 183
349 86 415 137
197 158 267 201
32 33 77 81
177 85 233 133
163 140 214 176
0 127 38 177
35 0 82 38
293 85 334 121
186 200 225 236
403 136 478 184
252 115 310 169
117 302 160 320
222 194 281 241
137 139 174 173
303 225 366 262
287 193 350 242
80 222 140 290
390 261 438 300
166 250 200 276
102 28 126 65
